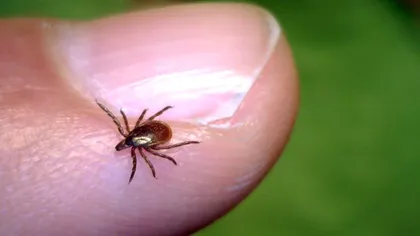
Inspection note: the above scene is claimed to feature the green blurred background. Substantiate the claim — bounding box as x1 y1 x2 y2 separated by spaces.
1 0 419 235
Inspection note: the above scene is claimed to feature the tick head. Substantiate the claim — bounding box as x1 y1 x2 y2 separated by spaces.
115 135 154 151
115 139 131 151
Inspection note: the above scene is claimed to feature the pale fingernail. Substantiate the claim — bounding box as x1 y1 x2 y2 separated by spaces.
54 3 281 124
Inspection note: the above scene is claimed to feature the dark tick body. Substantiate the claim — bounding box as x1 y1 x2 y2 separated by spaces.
96 100 200 183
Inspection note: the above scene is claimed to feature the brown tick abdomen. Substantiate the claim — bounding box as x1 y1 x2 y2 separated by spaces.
131 120 172 146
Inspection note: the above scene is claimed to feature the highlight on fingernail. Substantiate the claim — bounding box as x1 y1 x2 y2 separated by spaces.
52 3 281 124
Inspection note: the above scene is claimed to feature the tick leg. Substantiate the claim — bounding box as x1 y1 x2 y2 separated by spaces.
96 100 126 137
120 109 130 133
145 147 177 165
129 147 137 184
147 106 173 121
152 141 200 150
135 109 148 128
138 148 157 178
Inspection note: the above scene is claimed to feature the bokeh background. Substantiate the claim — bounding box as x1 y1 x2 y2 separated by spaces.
1 0 420 235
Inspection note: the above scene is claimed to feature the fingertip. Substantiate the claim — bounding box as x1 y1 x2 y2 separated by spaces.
0 3 297 236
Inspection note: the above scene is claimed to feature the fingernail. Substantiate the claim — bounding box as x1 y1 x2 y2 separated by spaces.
54 4 280 124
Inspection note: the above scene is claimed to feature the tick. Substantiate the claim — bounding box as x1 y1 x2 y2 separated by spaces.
96 100 200 183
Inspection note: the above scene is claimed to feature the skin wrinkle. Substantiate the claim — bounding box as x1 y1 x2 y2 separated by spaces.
1 122 123 235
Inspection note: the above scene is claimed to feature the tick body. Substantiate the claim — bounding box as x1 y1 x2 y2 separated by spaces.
96 100 200 183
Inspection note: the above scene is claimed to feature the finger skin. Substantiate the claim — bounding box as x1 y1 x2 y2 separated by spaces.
0 4 298 236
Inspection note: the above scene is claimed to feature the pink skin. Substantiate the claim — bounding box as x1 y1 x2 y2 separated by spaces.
0 3 298 236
